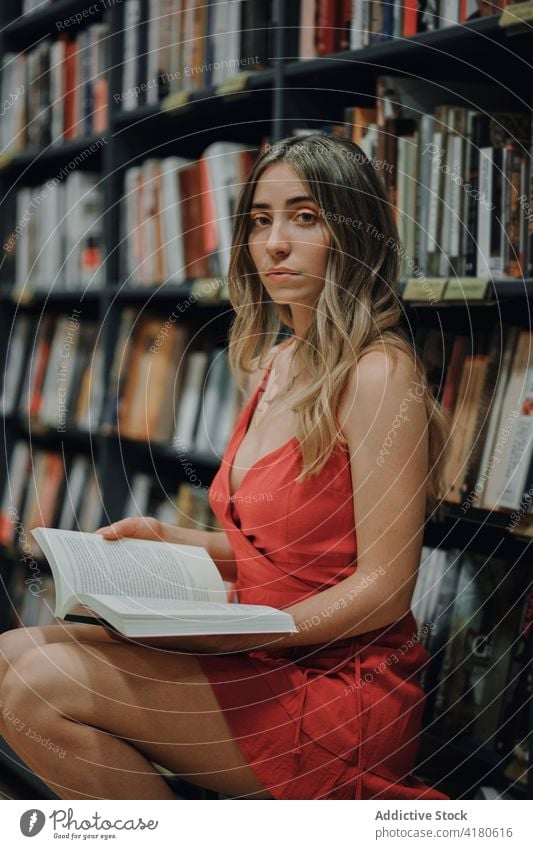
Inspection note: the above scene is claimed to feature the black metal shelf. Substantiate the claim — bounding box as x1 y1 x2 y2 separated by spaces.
0 132 108 176
416 728 528 800
289 16 523 71
2 277 533 310
3 0 105 43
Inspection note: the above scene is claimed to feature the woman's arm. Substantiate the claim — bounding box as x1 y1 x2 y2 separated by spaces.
105 348 430 655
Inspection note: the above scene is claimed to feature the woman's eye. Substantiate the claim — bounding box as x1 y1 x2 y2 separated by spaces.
296 211 317 224
250 211 317 227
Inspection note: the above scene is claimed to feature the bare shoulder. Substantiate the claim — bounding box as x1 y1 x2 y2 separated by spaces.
338 345 423 434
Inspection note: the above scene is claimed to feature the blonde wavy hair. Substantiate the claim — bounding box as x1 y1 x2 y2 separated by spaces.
226 133 450 512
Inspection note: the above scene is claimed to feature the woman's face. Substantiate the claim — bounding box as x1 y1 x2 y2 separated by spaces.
247 162 331 308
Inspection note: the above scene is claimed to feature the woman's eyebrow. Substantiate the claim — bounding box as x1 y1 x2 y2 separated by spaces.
251 195 316 209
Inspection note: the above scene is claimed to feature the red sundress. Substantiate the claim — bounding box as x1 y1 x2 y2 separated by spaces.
197 339 449 800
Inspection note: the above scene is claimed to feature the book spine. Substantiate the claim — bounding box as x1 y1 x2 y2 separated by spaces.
315 0 337 56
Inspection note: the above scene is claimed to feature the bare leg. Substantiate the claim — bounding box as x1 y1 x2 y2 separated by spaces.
0 639 274 799
0 624 120 741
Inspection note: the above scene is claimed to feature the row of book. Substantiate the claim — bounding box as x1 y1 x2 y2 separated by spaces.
0 446 102 551
0 312 104 431
1 24 109 156
0 308 240 450
6 81 533 294
0 444 218 555
119 79 533 285
8 171 105 293
2 460 221 626
2 305 532 514
120 142 256 284
119 0 488 111
120 0 280 110
341 75 533 280
302 0 482 54
412 544 532 792
101 308 239 449
417 324 533 515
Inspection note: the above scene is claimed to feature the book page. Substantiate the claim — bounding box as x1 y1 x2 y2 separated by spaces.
31 528 226 613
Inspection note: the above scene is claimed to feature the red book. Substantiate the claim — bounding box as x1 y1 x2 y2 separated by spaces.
315 0 337 56
402 0 419 37
337 0 353 51
64 38 77 140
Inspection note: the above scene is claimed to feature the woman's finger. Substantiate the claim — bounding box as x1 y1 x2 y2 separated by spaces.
95 516 162 540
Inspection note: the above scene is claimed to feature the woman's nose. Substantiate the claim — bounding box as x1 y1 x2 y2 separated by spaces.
265 220 290 254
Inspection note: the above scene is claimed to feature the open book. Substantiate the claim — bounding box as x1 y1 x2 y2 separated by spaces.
30 527 297 638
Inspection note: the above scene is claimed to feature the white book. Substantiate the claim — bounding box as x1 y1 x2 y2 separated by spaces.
50 39 66 146
122 0 142 111
0 442 31 531
416 113 435 273
14 188 32 292
498 356 533 510
0 315 34 415
351 0 365 50
39 316 70 424
123 473 154 518
426 129 443 256
203 141 250 276
58 457 91 530
212 0 242 88
477 147 493 279
160 156 191 284
77 473 103 532
64 172 104 289
124 167 142 283
473 327 519 505
146 0 161 105
35 178 64 289
213 376 238 456
482 331 531 510
442 132 463 275
86 344 106 430
174 350 210 450
299 0 317 59
30 527 296 638
181 0 197 91
194 348 226 455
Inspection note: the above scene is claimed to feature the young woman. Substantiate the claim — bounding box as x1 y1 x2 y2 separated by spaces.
0 133 450 800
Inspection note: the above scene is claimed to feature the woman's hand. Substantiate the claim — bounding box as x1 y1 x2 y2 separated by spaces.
95 516 238 582
95 515 206 547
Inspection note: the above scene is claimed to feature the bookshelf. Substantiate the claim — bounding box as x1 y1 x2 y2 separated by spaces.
0 0 532 800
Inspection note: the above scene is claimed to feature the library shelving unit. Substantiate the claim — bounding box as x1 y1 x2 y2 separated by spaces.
0 0 532 800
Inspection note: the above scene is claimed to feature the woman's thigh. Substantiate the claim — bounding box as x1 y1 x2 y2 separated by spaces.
0 639 273 798
0 623 117 682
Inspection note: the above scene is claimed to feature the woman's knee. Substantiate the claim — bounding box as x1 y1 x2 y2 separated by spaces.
0 628 36 683
0 623 115 684
0 643 59 723
0 625 62 684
